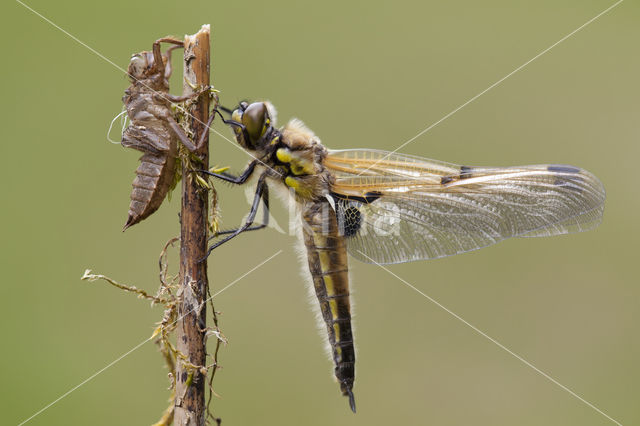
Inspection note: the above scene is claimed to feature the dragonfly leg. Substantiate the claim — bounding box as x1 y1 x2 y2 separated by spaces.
216 104 235 115
212 108 254 148
215 100 250 116
211 184 269 238
162 44 182 79
163 105 216 152
153 36 184 48
197 160 257 185
163 86 210 104
201 173 268 261
150 37 183 75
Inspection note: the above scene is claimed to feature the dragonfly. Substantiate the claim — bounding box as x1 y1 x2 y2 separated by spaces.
200 101 606 413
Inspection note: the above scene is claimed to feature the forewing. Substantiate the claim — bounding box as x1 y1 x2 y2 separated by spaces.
325 149 605 264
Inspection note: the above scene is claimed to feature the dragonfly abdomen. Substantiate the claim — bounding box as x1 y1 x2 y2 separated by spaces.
124 152 177 230
302 200 356 412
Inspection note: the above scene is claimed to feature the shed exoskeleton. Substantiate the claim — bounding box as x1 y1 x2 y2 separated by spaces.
121 37 214 230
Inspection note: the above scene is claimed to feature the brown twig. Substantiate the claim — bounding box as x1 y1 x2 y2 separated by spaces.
81 270 168 305
174 25 212 426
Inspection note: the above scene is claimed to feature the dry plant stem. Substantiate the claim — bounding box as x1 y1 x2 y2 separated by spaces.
174 25 211 426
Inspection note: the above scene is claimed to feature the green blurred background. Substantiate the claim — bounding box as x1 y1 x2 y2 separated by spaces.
2 0 638 425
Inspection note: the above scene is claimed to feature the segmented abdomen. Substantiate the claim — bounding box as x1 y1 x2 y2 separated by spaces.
301 200 356 412
123 153 177 230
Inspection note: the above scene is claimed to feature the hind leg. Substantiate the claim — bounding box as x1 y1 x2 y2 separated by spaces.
202 173 269 260
211 184 269 238
163 106 216 153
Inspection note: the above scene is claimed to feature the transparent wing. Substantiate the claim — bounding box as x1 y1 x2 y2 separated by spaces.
325 149 606 264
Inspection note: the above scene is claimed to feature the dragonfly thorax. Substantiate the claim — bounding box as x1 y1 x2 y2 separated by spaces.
228 101 333 201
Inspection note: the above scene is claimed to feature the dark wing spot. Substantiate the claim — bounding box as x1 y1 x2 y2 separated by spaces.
363 191 382 203
334 198 363 237
331 191 381 204
342 206 362 237
460 166 473 179
548 165 583 191
548 165 581 174
441 176 453 184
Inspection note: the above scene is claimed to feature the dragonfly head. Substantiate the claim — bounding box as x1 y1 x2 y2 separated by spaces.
126 51 171 93
230 101 277 151
127 51 156 81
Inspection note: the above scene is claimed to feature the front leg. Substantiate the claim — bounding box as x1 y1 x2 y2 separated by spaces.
212 108 253 151
202 173 268 260
151 37 184 75
196 160 264 240
197 160 257 185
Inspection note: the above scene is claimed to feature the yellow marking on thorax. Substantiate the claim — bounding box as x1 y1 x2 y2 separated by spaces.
285 175 314 198
276 147 314 175
276 147 292 163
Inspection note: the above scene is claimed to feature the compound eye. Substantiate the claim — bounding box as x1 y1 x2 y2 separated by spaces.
242 102 268 143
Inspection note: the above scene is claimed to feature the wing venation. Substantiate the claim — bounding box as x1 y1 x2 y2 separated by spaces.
325 149 605 264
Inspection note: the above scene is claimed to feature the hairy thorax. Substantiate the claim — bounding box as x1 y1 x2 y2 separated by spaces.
264 119 334 203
